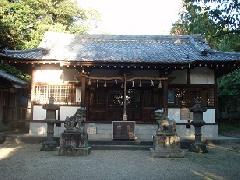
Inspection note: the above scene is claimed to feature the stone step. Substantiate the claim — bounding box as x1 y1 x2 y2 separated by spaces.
89 140 153 150
89 140 153 146
91 144 152 151
1 134 240 150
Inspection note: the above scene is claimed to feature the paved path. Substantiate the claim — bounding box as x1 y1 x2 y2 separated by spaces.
0 143 240 180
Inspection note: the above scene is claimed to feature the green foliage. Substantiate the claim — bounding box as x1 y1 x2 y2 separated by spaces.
0 63 31 82
171 0 240 52
171 0 240 97
218 121 240 134
218 69 240 96
0 0 99 50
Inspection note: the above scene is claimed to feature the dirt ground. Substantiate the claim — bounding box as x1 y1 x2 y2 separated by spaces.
0 142 240 180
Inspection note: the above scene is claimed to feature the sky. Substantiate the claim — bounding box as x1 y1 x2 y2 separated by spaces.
77 0 183 35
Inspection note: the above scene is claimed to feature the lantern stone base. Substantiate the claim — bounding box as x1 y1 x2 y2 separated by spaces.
58 146 91 156
189 143 208 153
150 134 185 158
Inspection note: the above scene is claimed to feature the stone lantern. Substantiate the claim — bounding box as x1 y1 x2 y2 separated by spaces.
150 109 184 158
189 99 208 153
41 96 60 151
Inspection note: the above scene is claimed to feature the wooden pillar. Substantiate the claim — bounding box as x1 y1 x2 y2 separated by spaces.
214 71 218 123
187 68 190 84
163 80 168 116
81 75 86 107
123 74 127 121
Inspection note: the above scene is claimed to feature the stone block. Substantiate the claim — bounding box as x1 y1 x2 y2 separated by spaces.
58 147 91 156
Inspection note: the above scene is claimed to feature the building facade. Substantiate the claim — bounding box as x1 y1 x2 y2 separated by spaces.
1 31 240 140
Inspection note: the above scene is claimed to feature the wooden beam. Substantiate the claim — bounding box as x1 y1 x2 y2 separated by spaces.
128 77 168 81
163 80 168 116
85 75 168 81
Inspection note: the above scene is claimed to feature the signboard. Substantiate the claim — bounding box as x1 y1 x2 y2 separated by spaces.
112 121 135 140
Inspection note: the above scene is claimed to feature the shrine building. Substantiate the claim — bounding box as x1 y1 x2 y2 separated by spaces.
1 31 240 140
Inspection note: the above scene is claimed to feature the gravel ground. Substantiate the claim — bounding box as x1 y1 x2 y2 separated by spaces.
0 143 240 180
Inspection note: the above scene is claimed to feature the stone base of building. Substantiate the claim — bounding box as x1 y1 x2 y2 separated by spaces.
40 140 58 151
29 123 218 141
58 146 91 156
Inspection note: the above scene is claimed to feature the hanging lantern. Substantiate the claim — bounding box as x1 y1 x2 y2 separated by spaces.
132 80 135 88
151 80 154 86
115 79 118 85
104 81 107 87
96 80 99 88
139 80 142 87
158 80 162 88
88 79 91 86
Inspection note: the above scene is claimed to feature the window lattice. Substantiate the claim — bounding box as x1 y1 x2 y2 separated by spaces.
32 84 76 105
168 87 215 108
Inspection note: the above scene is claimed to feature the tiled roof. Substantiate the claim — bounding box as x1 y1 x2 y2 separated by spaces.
2 48 44 59
1 31 240 63
0 70 27 87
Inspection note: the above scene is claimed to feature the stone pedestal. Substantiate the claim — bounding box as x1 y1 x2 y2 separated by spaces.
41 120 58 151
150 134 184 158
41 97 60 151
58 107 91 156
150 109 184 158
58 131 91 156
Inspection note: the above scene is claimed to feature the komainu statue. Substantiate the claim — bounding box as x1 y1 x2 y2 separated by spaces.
150 109 184 158
64 108 86 131
58 107 90 156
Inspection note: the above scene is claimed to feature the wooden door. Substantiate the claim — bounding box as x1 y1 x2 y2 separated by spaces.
87 85 163 123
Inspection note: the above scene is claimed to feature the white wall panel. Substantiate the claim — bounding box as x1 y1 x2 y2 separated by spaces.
190 67 214 84
203 109 215 123
33 105 46 120
168 108 215 123
168 108 181 122
59 106 80 120
31 105 79 136
32 70 63 84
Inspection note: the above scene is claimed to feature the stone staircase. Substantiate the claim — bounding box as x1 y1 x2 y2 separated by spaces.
0 133 153 150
